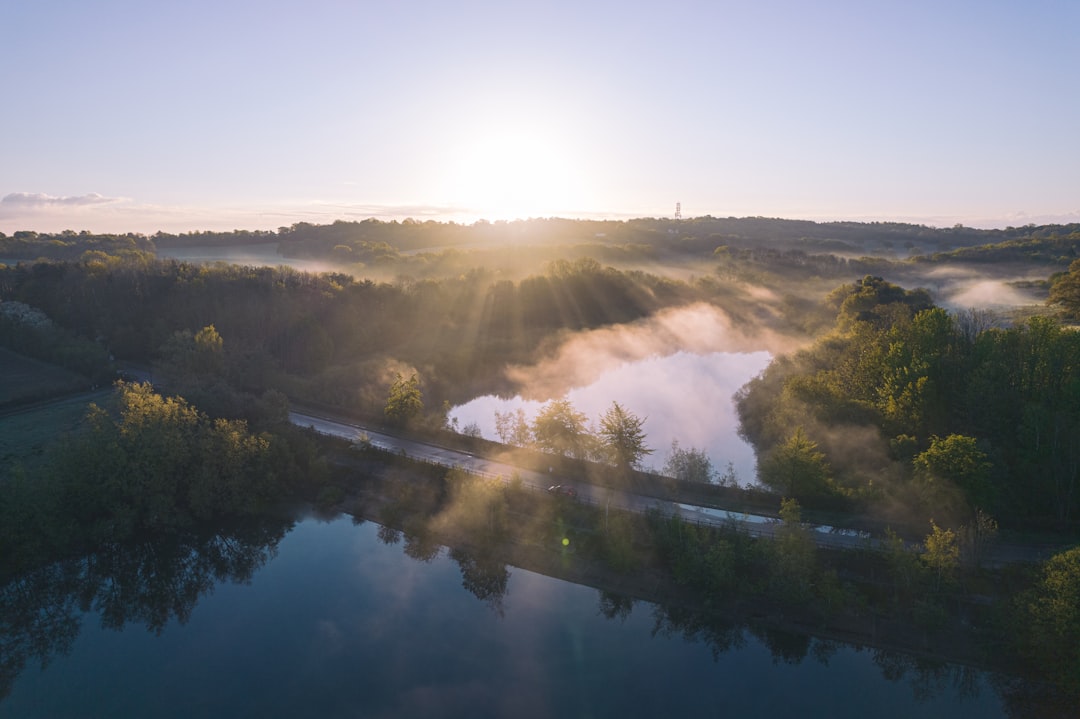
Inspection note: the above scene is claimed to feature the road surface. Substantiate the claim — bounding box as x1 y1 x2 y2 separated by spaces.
289 410 874 550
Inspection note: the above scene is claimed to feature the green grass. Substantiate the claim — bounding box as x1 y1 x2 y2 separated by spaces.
0 397 99 473
0 347 88 405
0 348 106 473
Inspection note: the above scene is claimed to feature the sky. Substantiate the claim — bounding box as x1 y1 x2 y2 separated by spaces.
2 0 1078 234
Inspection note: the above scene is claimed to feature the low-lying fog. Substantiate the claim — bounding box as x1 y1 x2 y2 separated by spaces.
921 265 1048 313
156 245 342 275
450 349 772 485
450 303 794 486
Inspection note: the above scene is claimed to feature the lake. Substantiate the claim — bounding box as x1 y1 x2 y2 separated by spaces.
450 350 773 486
0 514 1008 718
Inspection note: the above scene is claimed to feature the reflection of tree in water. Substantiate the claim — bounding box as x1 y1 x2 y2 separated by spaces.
597 590 634 623
0 515 291 701
376 524 402 546
402 526 441 563
992 674 1078 719
649 604 746 660
0 561 83 703
647 601 998 706
872 650 980 703
448 548 509 616
749 625 812 665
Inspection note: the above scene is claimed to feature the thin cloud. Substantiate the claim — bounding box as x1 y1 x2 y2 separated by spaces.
1 192 123 207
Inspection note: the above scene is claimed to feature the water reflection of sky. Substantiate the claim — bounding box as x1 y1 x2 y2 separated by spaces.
0 517 1005 718
451 351 772 486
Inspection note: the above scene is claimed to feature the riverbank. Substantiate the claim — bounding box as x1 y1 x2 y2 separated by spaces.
325 446 1035 684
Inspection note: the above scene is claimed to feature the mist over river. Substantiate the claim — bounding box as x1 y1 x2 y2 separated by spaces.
451 350 773 485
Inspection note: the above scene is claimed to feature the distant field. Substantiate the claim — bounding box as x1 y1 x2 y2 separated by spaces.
0 348 102 472
0 347 88 405
0 393 104 472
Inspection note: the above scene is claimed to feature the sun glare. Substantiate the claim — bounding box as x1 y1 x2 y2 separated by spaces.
442 127 584 220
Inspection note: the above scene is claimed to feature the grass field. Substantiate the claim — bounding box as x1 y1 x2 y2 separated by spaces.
0 395 103 473
0 347 88 405
0 347 104 473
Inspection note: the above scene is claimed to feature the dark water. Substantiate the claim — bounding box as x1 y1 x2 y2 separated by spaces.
1 515 1007 718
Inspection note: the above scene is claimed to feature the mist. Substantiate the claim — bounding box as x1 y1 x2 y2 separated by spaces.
449 303 791 484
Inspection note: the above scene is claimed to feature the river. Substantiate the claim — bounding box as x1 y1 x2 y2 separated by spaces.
0 514 1009 718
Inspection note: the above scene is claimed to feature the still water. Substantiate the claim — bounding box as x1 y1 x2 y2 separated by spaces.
451 351 772 486
1 515 1006 718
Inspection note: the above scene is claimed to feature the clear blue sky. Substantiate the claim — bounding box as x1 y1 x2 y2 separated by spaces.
2 0 1077 233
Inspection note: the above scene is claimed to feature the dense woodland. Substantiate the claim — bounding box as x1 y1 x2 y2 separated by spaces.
737 275 1080 528
3 219 1080 708
2 221 1080 526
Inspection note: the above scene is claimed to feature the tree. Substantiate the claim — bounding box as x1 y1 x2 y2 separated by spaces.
494 407 532 446
1016 546 1080 691
769 498 816 601
757 427 833 499
532 398 591 458
913 434 993 510
663 440 716 483
1048 258 1080 321
159 324 225 379
384 372 423 425
598 402 652 470
193 324 224 371
921 520 960 590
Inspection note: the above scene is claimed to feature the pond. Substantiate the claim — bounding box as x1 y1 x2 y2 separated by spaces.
450 350 773 486
0 514 1009 718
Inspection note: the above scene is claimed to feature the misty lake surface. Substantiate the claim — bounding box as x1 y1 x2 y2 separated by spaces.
451 350 772 486
1 515 1007 719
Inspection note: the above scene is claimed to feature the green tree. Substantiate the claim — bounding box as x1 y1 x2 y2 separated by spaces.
769 498 817 601
159 324 225 379
1048 258 1080 321
663 439 716 483
757 427 833 499
532 398 591 458
921 520 960 590
193 324 224 372
913 434 993 510
384 372 423 426
494 407 532 446
1016 546 1080 691
598 402 652 470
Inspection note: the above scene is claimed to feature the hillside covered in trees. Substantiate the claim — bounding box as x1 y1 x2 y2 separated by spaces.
736 275 1080 528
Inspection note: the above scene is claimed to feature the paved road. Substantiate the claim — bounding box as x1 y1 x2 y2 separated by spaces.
289 410 875 550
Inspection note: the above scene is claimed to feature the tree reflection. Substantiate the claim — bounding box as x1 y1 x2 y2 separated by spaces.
376 524 402 545
448 548 509 616
871 649 980 704
597 590 634 623
649 603 746 660
0 515 291 700
750 625 812 665
401 525 441 563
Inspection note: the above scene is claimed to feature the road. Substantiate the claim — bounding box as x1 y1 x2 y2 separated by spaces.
289 410 875 550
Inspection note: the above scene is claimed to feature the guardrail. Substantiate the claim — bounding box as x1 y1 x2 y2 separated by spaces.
376 448 881 551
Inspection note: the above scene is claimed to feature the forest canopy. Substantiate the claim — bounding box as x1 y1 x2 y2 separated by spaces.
736 275 1080 527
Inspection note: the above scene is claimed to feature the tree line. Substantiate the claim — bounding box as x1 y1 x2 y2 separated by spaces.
736 275 1080 527
0 254 747 414
0 381 328 580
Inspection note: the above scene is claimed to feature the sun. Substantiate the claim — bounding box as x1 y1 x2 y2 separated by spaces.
442 127 584 220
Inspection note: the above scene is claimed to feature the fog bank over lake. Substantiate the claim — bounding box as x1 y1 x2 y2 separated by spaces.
452 350 772 485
